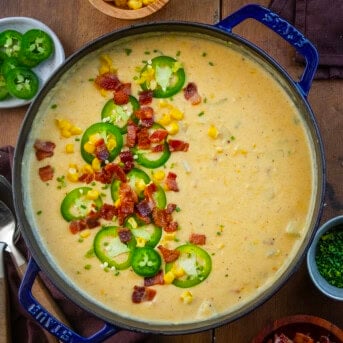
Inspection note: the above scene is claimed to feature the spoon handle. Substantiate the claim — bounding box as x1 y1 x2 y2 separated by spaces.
0 242 11 343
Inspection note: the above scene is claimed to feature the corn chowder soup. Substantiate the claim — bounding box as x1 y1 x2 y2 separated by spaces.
23 32 316 324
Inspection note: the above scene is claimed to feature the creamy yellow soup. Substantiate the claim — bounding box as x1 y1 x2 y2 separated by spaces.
23 32 316 325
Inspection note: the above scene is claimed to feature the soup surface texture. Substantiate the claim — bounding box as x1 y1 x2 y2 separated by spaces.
23 32 316 325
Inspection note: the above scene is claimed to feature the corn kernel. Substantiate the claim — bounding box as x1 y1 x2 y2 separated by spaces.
82 164 93 174
106 138 117 151
135 179 146 192
128 0 143 10
152 170 165 182
61 129 72 138
70 126 82 135
167 121 179 135
114 198 121 207
56 119 71 130
65 143 74 154
164 233 176 241
158 100 172 109
170 108 184 121
158 113 171 126
143 0 155 4
171 265 185 278
180 290 193 304
208 124 219 139
89 134 101 144
92 158 101 171
86 189 99 200
100 88 108 97
163 271 175 284
80 229 91 239
83 141 95 154
136 237 147 248
67 167 79 182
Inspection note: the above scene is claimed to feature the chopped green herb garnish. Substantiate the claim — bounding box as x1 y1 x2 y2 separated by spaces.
175 206 181 212
124 48 132 56
36 210 42 215
50 104 57 109
88 78 94 82
202 52 207 57
315 227 343 288
198 111 205 117
209 61 214 66
85 248 95 258
84 264 92 270
78 238 84 243
144 51 151 55
176 50 181 57
75 138 80 141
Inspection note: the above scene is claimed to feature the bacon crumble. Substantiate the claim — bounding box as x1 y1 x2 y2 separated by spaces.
34 139 56 161
38 165 54 181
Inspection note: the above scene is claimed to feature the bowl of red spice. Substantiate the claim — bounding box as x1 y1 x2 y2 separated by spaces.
307 215 343 301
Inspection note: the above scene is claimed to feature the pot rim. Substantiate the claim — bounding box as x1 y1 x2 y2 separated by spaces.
13 20 326 335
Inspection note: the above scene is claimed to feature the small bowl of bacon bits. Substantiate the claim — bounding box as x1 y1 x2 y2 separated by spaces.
307 215 343 301
251 315 343 343
88 0 169 20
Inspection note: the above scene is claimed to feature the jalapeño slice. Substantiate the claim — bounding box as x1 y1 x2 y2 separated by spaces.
140 56 185 98
1 56 20 76
101 95 139 133
0 30 22 59
131 247 161 277
0 71 9 100
94 226 136 270
125 217 162 248
60 186 103 222
19 29 54 67
165 244 212 288
5 67 39 100
80 122 123 164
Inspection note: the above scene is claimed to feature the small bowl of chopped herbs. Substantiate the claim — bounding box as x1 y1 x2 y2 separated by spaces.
307 215 343 301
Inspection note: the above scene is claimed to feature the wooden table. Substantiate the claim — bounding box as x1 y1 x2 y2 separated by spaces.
1 1 342 342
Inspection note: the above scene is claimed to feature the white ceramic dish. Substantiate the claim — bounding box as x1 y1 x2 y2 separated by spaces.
307 215 343 301
0 17 65 109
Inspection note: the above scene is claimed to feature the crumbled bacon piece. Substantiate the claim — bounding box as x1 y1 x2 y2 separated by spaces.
120 150 134 173
149 129 168 143
38 165 54 181
189 233 206 245
126 120 139 148
95 163 126 184
78 172 94 184
151 144 164 153
95 72 121 91
135 107 154 128
132 285 156 303
168 139 189 152
183 82 202 105
135 199 153 218
34 139 56 161
134 106 154 120
117 183 138 225
114 83 131 105
85 211 101 228
118 227 132 243
99 203 117 221
158 245 180 263
138 90 153 105
69 219 87 234
165 172 179 192
94 138 109 162
144 270 164 286
152 205 178 232
137 127 151 150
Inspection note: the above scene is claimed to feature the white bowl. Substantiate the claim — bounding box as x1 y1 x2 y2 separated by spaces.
0 17 65 108
307 215 343 301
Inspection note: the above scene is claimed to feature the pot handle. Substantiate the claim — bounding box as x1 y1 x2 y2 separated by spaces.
19 258 119 343
215 4 318 97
